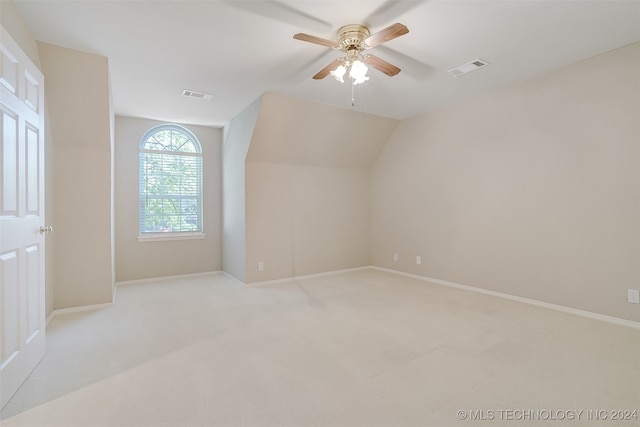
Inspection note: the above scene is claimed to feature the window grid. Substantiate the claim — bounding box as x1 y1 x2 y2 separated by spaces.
139 125 203 235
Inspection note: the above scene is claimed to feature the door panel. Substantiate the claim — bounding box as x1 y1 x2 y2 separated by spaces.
0 45 18 94
26 244 41 341
1 108 18 214
23 71 40 114
0 25 46 410
0 251 19 364
26 125 39 214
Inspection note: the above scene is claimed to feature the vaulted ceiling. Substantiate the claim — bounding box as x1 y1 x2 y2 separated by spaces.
12 0 640 127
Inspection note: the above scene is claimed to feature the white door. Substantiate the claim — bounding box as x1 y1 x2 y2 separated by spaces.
0 26 46 410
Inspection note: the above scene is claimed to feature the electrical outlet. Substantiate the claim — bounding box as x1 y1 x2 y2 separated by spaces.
258 262 264 272
393 253 398 262
628 289 640 304
416 256 421 265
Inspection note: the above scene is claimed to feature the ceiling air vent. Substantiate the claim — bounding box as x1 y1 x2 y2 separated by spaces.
448 59 489 77
182 89 213 100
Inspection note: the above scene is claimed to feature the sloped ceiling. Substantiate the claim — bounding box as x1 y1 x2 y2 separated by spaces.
11 0 640 127
247 92 398 169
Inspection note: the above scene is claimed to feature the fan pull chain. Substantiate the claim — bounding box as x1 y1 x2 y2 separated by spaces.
351 82 355 107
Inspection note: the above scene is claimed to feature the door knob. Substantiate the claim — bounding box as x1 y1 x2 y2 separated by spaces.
40 225 53 234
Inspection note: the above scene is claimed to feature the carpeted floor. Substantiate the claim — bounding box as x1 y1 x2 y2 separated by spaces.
1 268 638 426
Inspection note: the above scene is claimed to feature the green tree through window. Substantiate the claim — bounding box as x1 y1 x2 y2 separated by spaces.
139 125 203 234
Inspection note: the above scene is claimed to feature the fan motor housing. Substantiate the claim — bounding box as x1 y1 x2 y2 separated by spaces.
337 24 370 51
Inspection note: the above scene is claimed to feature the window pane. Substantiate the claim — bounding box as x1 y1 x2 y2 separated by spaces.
139 125 202 234
142 128 198 153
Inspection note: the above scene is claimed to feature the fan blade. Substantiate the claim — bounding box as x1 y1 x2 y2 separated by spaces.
313 58 344 80
363 55 401 77
293 33 340 49
363 23 409 48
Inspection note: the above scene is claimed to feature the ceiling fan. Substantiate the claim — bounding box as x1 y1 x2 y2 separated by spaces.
293 22 409 84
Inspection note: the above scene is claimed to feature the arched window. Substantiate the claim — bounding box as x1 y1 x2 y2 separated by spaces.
139 124 203 235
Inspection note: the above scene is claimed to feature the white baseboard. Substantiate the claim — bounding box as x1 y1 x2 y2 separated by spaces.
115 270 222 287
46 302 114 326
222 271 246 286
246 266 370 287
46 311 55 326
46 271 223 327
47 266 638 331
372 266 640 330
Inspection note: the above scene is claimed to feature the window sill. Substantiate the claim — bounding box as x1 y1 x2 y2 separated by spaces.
138 232 206 242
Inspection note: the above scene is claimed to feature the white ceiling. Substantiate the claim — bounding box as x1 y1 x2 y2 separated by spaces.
13 0 640 127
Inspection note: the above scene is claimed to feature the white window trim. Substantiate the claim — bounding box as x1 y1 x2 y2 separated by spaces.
139 124 204 237
138 232 206 242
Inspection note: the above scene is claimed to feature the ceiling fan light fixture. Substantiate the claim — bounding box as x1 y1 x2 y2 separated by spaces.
349 60 369 85
294 22 408 88
330 64 347 83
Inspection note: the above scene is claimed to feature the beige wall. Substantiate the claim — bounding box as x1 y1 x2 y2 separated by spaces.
246 162 371 282
0 1 40 67
222 97 262 283
114 116 222 282
38 42 113 309
7 0 638 323
247 93 398 169
245 93 397 282
372 42 640 322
